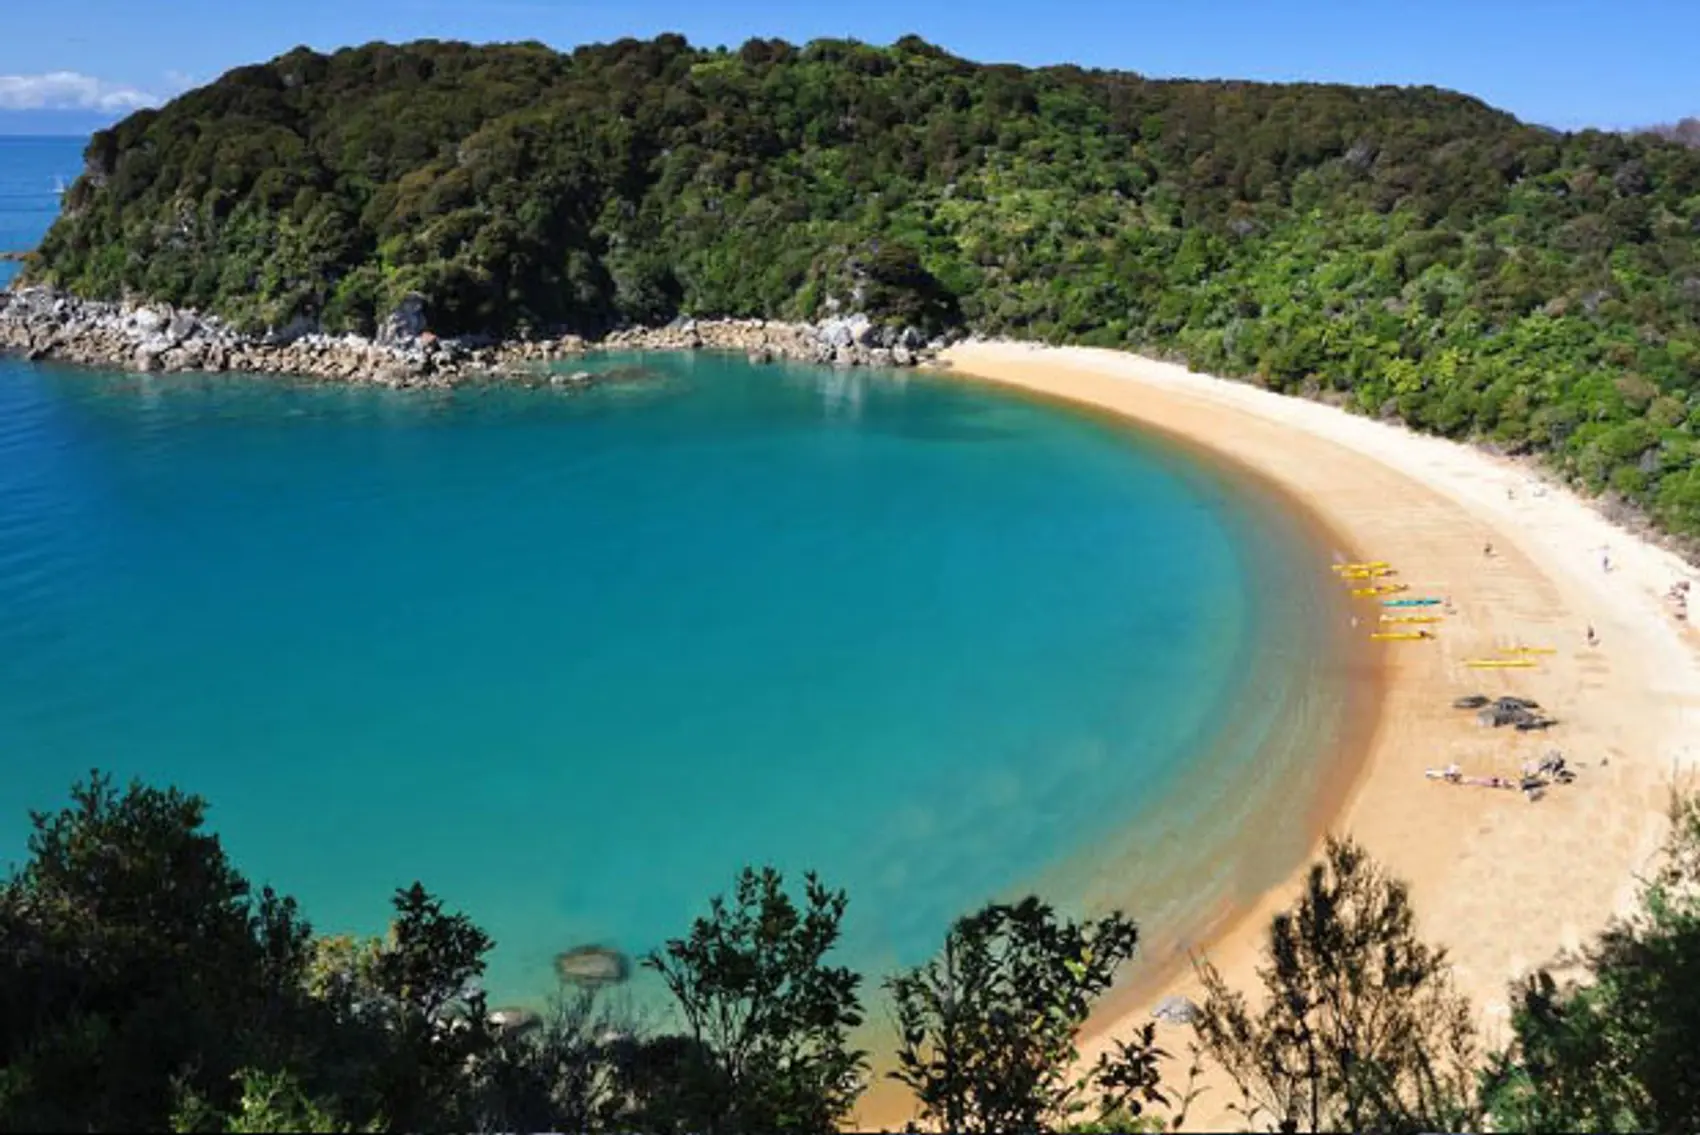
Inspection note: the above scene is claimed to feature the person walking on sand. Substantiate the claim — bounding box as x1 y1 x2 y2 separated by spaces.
1484 541 1494 558
1587 623 1599 647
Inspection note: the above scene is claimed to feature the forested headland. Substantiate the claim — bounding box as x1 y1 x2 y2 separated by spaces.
18 34 1700 541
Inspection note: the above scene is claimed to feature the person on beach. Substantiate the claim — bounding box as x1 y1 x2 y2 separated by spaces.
1601 548 1613 572
1484 541 1494 557
1586 623 1599 647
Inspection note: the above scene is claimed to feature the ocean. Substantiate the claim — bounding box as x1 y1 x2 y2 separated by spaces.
0 136 77 289
0 135 1357 1009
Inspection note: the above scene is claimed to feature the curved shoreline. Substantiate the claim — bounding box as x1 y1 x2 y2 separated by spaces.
957 373 1389 982
927 340 1700 1129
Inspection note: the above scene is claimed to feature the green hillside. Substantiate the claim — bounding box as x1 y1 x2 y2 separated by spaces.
24 35 1700 538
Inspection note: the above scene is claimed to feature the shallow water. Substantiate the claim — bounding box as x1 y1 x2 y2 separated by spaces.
0 136 1358 1009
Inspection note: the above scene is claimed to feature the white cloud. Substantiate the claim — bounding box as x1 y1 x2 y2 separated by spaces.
0 71 162 113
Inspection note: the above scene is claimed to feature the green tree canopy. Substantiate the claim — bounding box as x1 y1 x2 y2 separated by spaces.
641 865 866 1134
1192 837 1480 1133
886 897 1166 1132
24 35 1700 544
1483 792 1700 1133
0 771 314 1130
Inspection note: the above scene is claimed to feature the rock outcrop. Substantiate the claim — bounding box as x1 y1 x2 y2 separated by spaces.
0 287 949 387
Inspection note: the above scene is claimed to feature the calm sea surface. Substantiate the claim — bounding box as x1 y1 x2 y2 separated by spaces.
0 136 76 288
0 137 1356 1007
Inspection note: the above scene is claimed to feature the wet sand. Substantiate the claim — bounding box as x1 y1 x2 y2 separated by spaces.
919 340 1700 1129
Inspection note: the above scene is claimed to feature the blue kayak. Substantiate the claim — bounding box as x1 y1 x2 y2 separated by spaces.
1382 597 1442 607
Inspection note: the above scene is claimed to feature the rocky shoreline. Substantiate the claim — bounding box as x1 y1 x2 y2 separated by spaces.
0 288 947 388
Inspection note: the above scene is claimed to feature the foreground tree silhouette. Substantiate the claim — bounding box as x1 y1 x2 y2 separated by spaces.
466 987 638 1133
1192 837 1479 1133
642 866 866 1134
0 771 314 1131
1483 792 1700 1133
886 897 1167 1132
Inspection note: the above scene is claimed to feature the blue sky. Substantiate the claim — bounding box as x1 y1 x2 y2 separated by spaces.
1 0 1696 134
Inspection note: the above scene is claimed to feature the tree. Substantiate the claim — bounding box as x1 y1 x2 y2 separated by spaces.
886 896 1166 1132
171 1068 352 1134
642 866 866 1133
1192 837 1479 1133
467 987 636 1134
26 35 1700 547
1482 792 1700 1132
352 883 496 1132
0 771 313 1131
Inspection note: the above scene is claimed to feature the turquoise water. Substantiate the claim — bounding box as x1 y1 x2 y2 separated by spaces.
0 138 1358 1009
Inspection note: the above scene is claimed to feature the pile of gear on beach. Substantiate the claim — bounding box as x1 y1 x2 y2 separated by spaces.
1330 555 1595 805
1426 693 1578 802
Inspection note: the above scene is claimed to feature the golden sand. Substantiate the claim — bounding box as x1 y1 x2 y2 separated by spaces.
862 340 1700 1130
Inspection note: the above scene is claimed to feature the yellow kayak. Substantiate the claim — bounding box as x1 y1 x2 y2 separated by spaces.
1381 614 1442 624
1371 631 1433 641
1340 566 1396 579
1466 659 1538 669
1332 561 1390 572
1501 646 1557 655
1351 583 1409 597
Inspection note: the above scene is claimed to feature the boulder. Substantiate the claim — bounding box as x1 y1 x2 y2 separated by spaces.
166 311 200 346
265 314 318 346
817 316 856 349
377 293 428 347
134 343 165 372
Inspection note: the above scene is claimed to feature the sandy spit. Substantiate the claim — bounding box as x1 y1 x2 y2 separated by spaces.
896 340 1700 1130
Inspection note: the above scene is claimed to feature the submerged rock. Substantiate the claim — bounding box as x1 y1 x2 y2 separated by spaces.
555 945 632 987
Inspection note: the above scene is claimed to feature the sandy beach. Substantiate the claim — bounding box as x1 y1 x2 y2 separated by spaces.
922 340 1700 1129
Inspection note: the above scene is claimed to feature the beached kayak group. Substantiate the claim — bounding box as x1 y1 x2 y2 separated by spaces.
1331 557 1577 802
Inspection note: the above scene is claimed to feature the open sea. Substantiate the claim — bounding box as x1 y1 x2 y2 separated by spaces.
0 136 1360 1010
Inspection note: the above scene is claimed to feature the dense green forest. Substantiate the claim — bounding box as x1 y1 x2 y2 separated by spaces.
5 770 1700 1133
21 35 1700 540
